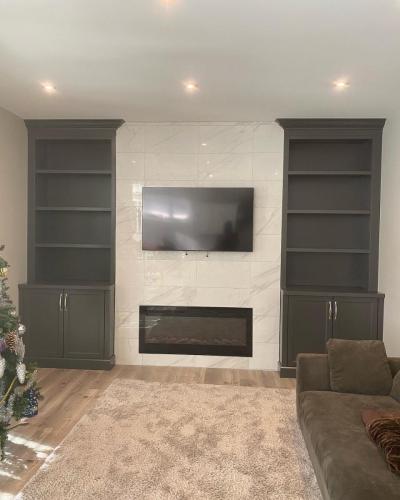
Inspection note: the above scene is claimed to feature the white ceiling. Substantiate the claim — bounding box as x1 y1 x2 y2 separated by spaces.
0 0 399 121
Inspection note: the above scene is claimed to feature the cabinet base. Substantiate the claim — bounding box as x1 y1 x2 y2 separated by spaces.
279 362 297 378
27 355 115 370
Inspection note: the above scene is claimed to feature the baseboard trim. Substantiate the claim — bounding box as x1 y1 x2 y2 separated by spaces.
26 355 115 370
278 362 296 378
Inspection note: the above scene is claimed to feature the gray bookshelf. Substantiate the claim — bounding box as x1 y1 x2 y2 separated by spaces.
19 119 124 369
276 119 385 377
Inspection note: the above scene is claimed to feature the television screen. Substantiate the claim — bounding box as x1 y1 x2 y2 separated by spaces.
142 187 254 252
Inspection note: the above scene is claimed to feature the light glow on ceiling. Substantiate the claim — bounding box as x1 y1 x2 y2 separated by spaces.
184 81 199 93
41 82 57 94
333 79 350 90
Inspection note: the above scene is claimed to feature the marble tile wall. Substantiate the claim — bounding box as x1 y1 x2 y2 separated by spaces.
115 122 284 369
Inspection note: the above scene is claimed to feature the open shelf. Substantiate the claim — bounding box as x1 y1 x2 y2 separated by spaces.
35 247 111 284
36 210 111 245
36 169 111 175
36 207 111 212
286 253 369 290
288 170 371 176
36 139 111 171
35 243 111 249
287 213 370 250
287 248 370 254
288 139 372 172
287 210 370 215
36 173 111 208
288 175 371 211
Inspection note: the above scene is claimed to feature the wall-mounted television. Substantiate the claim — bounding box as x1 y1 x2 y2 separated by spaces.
142 187 254 252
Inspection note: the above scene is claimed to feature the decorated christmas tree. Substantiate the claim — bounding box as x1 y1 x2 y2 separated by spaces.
0 245 40 459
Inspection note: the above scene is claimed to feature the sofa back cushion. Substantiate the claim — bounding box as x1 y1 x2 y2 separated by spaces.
391 371 400 403
327 339 393 395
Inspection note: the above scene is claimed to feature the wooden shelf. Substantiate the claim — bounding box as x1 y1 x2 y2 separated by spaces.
287 248 369 254
287 210 370 215
36 169 111 175
35 243 111 249
288 170 371 176
36 207 111 212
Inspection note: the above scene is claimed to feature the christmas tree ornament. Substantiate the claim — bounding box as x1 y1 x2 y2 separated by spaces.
0 339 6 353
22 388 39 418
15 337 25 360
0 356 5 378
9 309 17 318
0 267 7 278
17 324 26 336
5 332 17 352
16 362 26 384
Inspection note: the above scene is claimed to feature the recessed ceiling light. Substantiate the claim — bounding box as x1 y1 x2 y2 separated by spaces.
184 81 199 93
333 79 350 90
201 142 207 147
41 82 56 94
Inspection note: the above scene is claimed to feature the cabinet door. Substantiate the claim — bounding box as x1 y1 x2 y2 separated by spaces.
332 296 378 340
287 295 332 366
63 289 105 359
20 287 64 359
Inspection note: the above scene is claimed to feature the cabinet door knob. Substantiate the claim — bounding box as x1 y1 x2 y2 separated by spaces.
59 293 63 312
334 301 338 320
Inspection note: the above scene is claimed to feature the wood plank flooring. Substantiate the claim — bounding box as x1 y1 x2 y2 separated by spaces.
0 365 295 497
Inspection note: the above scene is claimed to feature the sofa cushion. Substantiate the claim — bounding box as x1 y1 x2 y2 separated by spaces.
391 370 400 403
299 391 400 500
327 339 393 395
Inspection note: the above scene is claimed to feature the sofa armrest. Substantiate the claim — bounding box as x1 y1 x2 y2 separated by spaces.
388 357 400 377
296 353 331 395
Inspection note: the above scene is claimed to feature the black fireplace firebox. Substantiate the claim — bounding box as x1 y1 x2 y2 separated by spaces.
139 306 252 357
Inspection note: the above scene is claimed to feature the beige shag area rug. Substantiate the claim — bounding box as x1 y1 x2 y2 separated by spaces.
20 380 320 500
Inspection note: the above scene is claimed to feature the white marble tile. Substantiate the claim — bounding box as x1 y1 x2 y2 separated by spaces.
116 311 140 329
198 153 252 181
115 284 144 311
116 124 146 153
196 261 251 289
145 125 198 153
116 232 143 259
253 315 279 343
144 260 196 287
252 153 283 181
198 125 253 153
254 181 283 208
117 259 145 287
195 356 250 369
143 286 197 306
116 153 145 179
191 287 251 308
141 354 198 367
116 180 143 206
251 235 281 262
115 338 143 365
254 207 282 235
245 287 280 317
253 123 284 153
145 154 197 181
143 250 199 261
117 204 142 234
250 261 280 289
144 179 197 188
249 342 279 370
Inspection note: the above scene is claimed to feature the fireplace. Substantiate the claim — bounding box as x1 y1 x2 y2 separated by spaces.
139 306 252 357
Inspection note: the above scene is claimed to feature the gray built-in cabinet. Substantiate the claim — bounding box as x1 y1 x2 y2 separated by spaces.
19 120 124 369
276 119 386 377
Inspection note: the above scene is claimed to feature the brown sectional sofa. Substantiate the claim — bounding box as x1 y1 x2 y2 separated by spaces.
296 354 400 500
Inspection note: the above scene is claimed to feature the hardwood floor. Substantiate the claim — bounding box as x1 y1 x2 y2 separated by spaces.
0 365 295 496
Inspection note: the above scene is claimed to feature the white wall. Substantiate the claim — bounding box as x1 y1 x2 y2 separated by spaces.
379 116 400 356
115 122 284 369
0 106 27 305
